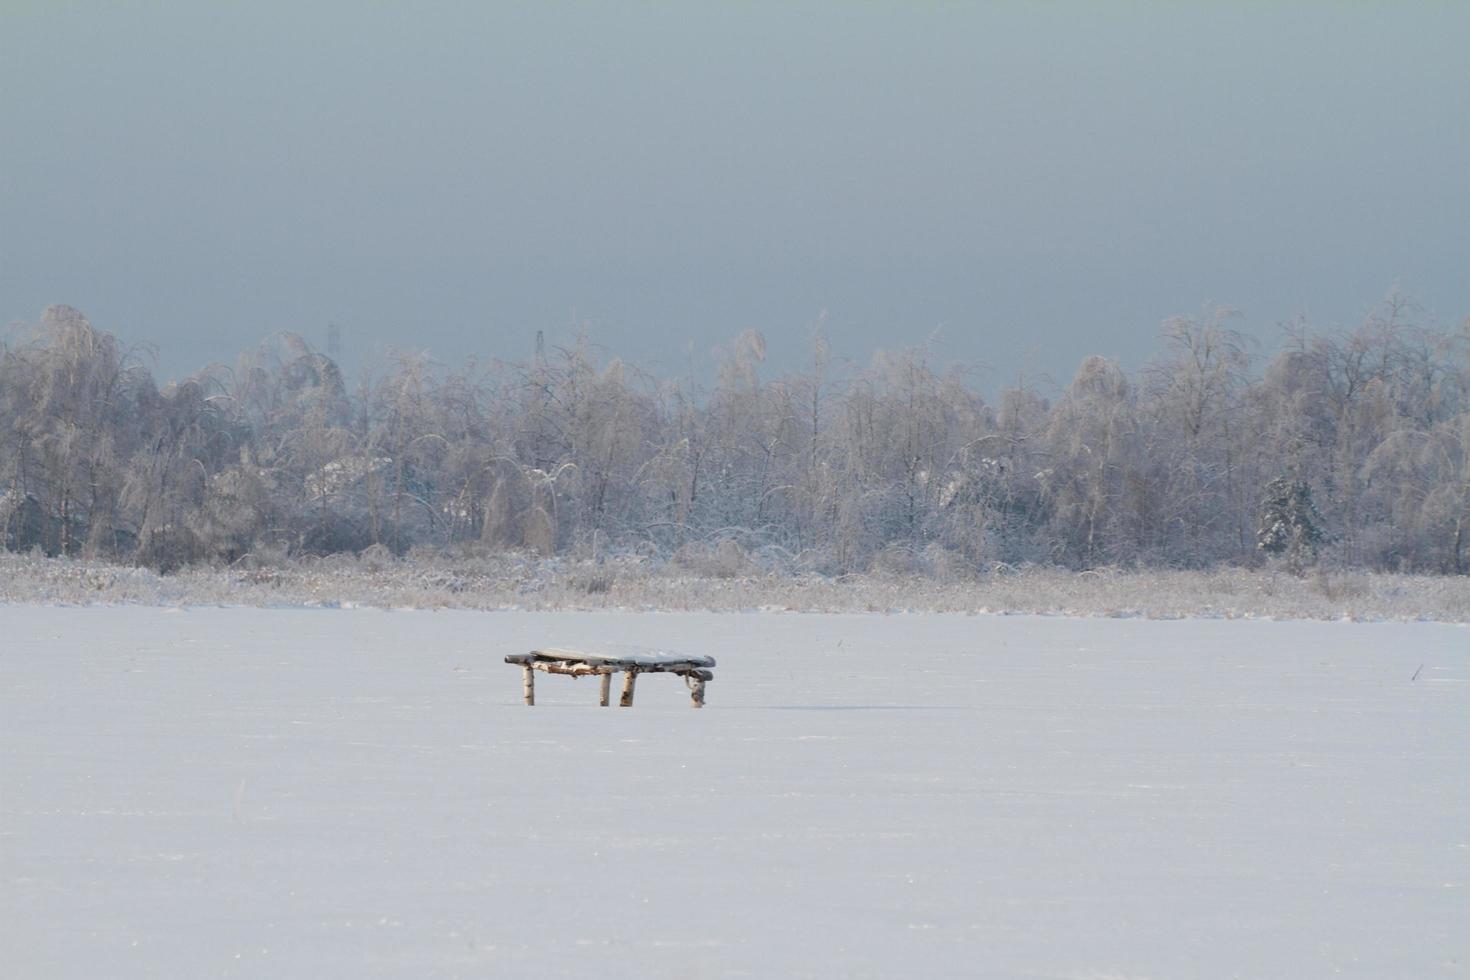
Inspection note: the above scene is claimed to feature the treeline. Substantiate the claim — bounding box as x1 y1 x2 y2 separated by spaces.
2 301 1467 574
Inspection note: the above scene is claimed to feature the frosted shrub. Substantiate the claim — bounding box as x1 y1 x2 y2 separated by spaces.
568 567 616 594
671 539 751 579
357 542 395 572
1312 569 1370 602
869 543 922 577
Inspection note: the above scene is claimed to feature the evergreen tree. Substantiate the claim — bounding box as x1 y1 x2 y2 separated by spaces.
1256 477 1325 572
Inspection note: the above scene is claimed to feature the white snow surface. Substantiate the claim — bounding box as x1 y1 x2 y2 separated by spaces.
2 605 1467 979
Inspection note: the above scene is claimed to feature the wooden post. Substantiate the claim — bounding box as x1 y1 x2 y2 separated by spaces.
619 668 637 707
599 672 612 707
522 665 535 706
689 675 706 709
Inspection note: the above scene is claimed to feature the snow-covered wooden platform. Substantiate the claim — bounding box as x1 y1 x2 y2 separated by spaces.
505 647 717 707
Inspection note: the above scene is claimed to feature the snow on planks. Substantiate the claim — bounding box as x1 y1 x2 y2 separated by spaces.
505 647 716 708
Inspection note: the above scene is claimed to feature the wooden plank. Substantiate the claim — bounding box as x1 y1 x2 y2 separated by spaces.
510 655 713 677
608 662 712 678
527 661 616 677
525 647 716 669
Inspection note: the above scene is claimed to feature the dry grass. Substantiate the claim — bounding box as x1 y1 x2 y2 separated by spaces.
2 552 1467 623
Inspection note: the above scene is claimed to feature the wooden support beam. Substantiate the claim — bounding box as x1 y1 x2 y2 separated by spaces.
619 669 637 707
522 664 535 706
528 661 614 678
599 672 611 707
688 675 706 708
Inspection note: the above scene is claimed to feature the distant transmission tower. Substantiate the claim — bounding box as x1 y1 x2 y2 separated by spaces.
327 323 342 362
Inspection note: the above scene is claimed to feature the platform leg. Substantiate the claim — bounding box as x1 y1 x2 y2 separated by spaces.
689 676 706 709
599 672 611 707
619 669 637 707
522 665 535 706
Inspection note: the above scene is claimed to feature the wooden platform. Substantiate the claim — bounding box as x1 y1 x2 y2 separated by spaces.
505 648 716 708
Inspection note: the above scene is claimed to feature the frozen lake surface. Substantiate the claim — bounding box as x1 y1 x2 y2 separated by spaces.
3 606 1467 978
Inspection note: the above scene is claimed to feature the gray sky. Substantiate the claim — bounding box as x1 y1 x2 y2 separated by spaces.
3 1 1466 389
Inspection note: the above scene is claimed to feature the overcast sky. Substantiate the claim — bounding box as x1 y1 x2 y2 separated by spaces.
3 1 1466 389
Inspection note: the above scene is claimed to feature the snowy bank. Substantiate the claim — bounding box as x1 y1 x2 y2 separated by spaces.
1 552 1468 622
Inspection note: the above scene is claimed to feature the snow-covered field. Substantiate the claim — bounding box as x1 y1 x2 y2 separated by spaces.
3 605 1467 979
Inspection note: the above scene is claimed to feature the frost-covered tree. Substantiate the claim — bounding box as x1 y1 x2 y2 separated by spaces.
1256 477 1326 573
1039 356 1142 567
1144 307 1253 563
1 306 151 556
3 299 1466 575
